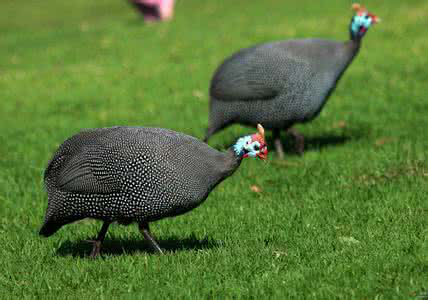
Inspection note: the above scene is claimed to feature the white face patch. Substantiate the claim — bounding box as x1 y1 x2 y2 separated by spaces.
351 13 373 35
234 135 265 158
233 135 267 159
244 140 261 157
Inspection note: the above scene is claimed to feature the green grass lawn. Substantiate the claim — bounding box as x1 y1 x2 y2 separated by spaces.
0 0 427 298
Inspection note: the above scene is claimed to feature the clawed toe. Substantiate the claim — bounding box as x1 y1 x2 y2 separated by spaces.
83 240 102 258
89 241 102 258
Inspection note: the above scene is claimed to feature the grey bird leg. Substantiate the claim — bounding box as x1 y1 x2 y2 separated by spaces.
139 222 164 254
89 221 111 258
287 128 305 155
273 129 285 159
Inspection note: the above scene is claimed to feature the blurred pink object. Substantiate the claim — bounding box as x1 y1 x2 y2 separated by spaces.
130 0 175 22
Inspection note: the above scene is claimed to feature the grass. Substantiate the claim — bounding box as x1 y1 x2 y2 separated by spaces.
0 0 427 298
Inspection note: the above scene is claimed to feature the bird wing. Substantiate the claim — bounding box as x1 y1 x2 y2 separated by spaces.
210 43 311 102
55 149 122 194
45 129 124 194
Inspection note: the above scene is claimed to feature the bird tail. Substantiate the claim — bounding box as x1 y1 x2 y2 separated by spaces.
204 96 234 142
204 127 215 143
39 186 68 237
204 122 231 143
39 219 62 237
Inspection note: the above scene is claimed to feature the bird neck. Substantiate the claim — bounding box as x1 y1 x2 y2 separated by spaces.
221 147 243 176
197 147 243 198
349 30 364 43
345 39 361 59
346 37 361 52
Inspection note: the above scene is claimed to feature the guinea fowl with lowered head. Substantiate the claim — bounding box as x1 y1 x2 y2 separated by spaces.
39 125 267 257
205 4 379 158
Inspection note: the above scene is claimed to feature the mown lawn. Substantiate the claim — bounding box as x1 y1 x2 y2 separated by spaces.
0 0 427 298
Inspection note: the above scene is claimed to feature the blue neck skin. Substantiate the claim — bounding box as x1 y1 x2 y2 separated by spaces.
349 15 372 41
233 135 252 157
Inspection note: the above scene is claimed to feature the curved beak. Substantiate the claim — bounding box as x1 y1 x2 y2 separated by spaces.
257 145 268 160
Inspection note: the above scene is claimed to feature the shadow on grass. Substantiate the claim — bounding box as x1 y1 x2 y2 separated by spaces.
220 133 357 155
216 124 368 155
292 134 352 152
56 235 219 258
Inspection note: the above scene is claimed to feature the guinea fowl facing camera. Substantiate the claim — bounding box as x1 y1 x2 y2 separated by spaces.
205 4 379 158
39 125 267 257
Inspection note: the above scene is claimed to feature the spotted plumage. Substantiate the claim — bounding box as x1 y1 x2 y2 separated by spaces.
205 3 379 158
39 125 267 256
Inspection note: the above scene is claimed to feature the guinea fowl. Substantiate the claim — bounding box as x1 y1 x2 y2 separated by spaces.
205 4 379 158
39 125 267 257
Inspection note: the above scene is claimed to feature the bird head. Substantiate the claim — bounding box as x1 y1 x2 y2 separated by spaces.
349 3 380 41
233 124 268 160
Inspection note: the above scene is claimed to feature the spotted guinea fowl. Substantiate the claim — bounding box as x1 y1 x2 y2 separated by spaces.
39 125 267 257
205 4 379 158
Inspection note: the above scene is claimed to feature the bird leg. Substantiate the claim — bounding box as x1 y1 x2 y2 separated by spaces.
273 129 285 159
87 221 111 258
287 128 305 155
139 222 164 254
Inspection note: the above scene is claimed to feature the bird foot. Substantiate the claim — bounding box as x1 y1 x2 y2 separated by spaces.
272 129 285 159
274 139 285 159
84 239 103 258
295 142 304 156
287 128 305 155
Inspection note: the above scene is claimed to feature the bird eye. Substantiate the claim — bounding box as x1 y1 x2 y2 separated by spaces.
254 145 260 151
